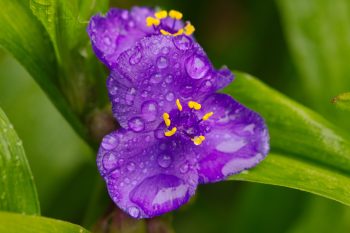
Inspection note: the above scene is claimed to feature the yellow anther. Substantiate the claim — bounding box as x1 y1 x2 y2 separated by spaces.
169 10 183 20
163 112 171 127
165 127 177 137
160 29 171 36
176 99 183 111
184 23 195 35
192 135 206 145
146 17 160 27
202 112 214 121
188 101 202 110
173 28 184 36
155 10 168 19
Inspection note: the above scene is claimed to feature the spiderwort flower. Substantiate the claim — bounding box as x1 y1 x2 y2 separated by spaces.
88 7 269 219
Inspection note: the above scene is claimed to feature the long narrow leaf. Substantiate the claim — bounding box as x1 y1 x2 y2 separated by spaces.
225 72 350 205
0 107 40 215
0 211 90 233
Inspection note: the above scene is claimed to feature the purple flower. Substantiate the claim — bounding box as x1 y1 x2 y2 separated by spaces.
88 7 269 219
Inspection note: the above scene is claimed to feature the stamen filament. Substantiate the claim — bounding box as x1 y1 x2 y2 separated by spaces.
176 99 183 111
188 101 202 110
202 112 214 121
165 127 177 137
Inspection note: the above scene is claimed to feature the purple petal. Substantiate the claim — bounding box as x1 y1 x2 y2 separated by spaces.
87 7 154 68
108 35 234 131
195 93 269 183
97 129 198 218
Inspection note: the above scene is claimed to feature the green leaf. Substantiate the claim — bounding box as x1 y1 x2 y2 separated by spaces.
332 92 350 112
224 72 350 205
277 0 350 127
0 0 88 141
0 107 40 215
0 211 90 233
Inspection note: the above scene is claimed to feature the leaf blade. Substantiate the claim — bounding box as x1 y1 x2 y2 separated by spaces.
0 211 90 233
0 107 40 215
224 72 350 205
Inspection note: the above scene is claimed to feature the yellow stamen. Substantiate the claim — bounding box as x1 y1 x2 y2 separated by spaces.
163 112 171 127
160 29 171 35
192 135 206 145
176 99 183 111
165 127 177 137
173 28 184 36
155 10 168 19
184 23 195 35
146 17 160 27
169 10 183 20
188 101 202 110
202 112 214 121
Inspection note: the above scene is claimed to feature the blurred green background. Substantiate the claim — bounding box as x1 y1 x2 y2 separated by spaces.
1 0 350 232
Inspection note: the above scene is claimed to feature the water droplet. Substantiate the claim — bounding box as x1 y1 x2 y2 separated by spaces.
186 55 209 79
150 73 163 84
128 206 140 218
128 117 145 132
127 162 136 171
15 140 22 146
110 86 119 95
180 162 189 173
103 152 117 170
165 75 173 83
101 134 118 150
103 37 111 46
124 177 130 184
125 88 136 105
157 154 172 168
165 92 174 101
156 56 168 69
118 159 125 166
141 101 158 121
162 47 170 54
129 49 142 65
145 135 151 142
142 168 148 173
173 35 192 50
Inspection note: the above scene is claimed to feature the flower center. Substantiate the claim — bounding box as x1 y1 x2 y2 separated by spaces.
146 10 195 36
162 99 213 146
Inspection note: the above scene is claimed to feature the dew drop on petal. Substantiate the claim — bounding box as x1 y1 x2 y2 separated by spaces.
129 49 142 65
150 73 163 84
125 88 136 105
127 162 136 172
102 152 117 170
173 35 192 50
156 56 169 69
186 55 209 80
128 117 145 132
165 75 173 84
180 162 189 174
128 206 140 218
165 92 174 101
157 154 172 168
101 134 118 150
141 101 158 121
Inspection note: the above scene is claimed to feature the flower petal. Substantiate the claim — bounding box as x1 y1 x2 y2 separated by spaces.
108 35 234 131
97 129 198 218
196 93 269 183
87 7 154 68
